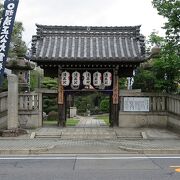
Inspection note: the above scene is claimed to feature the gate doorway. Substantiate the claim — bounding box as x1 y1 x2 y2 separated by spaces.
41 90 112 128
42 92 58 127
67 92 111 128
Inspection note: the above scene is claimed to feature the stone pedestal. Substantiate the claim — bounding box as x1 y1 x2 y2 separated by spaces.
7 74 18 129
70 107 77 118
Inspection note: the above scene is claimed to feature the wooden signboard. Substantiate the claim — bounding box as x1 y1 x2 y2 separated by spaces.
58 80 64 105
113 73 119 104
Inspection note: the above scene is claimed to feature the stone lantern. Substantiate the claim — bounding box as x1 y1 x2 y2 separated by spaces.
6 57 35 91
150 45 161 57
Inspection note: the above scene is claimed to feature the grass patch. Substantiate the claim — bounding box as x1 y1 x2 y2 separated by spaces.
43 118 79 127
43 120 57 126
94 114 110 125
66 118 79 126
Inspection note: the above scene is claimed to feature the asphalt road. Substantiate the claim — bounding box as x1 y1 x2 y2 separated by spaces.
0 155 180 180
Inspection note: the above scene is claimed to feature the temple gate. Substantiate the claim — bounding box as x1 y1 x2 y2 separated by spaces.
31 25 145 127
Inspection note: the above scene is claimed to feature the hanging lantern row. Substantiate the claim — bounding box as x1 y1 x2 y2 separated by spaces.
61 71 112 87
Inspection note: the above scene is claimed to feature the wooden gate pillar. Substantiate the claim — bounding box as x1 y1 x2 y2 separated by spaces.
112 66 119 127
58 66 66 127
109 94 113 127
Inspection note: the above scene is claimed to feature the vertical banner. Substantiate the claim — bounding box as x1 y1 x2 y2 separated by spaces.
0 0 19 86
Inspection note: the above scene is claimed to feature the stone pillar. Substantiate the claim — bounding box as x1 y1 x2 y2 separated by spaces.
38 92 43 127
7 74 18 129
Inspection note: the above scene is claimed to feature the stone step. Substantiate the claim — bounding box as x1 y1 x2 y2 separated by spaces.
60 133 116 139
36 136 61 138
116 136 142 140
115 129 143 139
35 133 62 138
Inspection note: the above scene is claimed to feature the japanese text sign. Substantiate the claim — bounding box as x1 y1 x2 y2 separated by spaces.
0 0 19 86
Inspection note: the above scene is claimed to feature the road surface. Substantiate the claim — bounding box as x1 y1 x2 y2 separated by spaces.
0 155 180 180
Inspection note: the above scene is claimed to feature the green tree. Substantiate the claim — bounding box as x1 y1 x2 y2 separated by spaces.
133 67 156 92
8 22 27 58
42 77 58 113
152 0 180 93
134 32 180 93
133 1 180 93
100 98 109 113
30 67 43 91
152 0 180 47
119 78 127 89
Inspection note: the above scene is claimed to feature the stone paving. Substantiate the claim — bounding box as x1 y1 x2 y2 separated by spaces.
0 116 180 154
76 116 107 128
118 139 180 150
1 138 180 154
0 139 56 150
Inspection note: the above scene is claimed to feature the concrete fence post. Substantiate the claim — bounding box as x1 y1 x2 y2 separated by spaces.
7 74 18 129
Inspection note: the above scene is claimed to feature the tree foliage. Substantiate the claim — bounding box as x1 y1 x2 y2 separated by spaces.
152 0 180 93
42 77 58 113
100 98 109 113
134 1 180 93
9 22 27 58
75 93 109 115
152 0 180 47
134 32 180 93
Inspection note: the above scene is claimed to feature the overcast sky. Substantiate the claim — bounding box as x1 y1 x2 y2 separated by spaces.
7 0 166 45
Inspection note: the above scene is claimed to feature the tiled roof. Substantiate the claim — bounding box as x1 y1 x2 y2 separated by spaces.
31 25 145 62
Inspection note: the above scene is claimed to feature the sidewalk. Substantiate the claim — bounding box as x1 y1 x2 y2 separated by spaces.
0 126 180 155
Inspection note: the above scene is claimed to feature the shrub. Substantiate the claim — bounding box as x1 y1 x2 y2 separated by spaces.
47 111 58 121
100 99 109 113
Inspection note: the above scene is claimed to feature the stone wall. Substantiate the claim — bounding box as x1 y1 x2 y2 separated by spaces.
166 95 180 132
119 91 180 131
18 92 42 128
1 88 179 130
0 92 8 129
0 91 42 129
119 112 167 128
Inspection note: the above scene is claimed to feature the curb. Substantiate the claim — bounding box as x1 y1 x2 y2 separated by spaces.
0 145 55 155
118 145 180 154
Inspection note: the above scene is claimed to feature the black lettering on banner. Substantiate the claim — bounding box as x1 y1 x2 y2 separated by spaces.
0 0 19 86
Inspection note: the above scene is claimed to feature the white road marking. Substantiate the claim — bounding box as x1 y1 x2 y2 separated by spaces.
0 156 180 160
